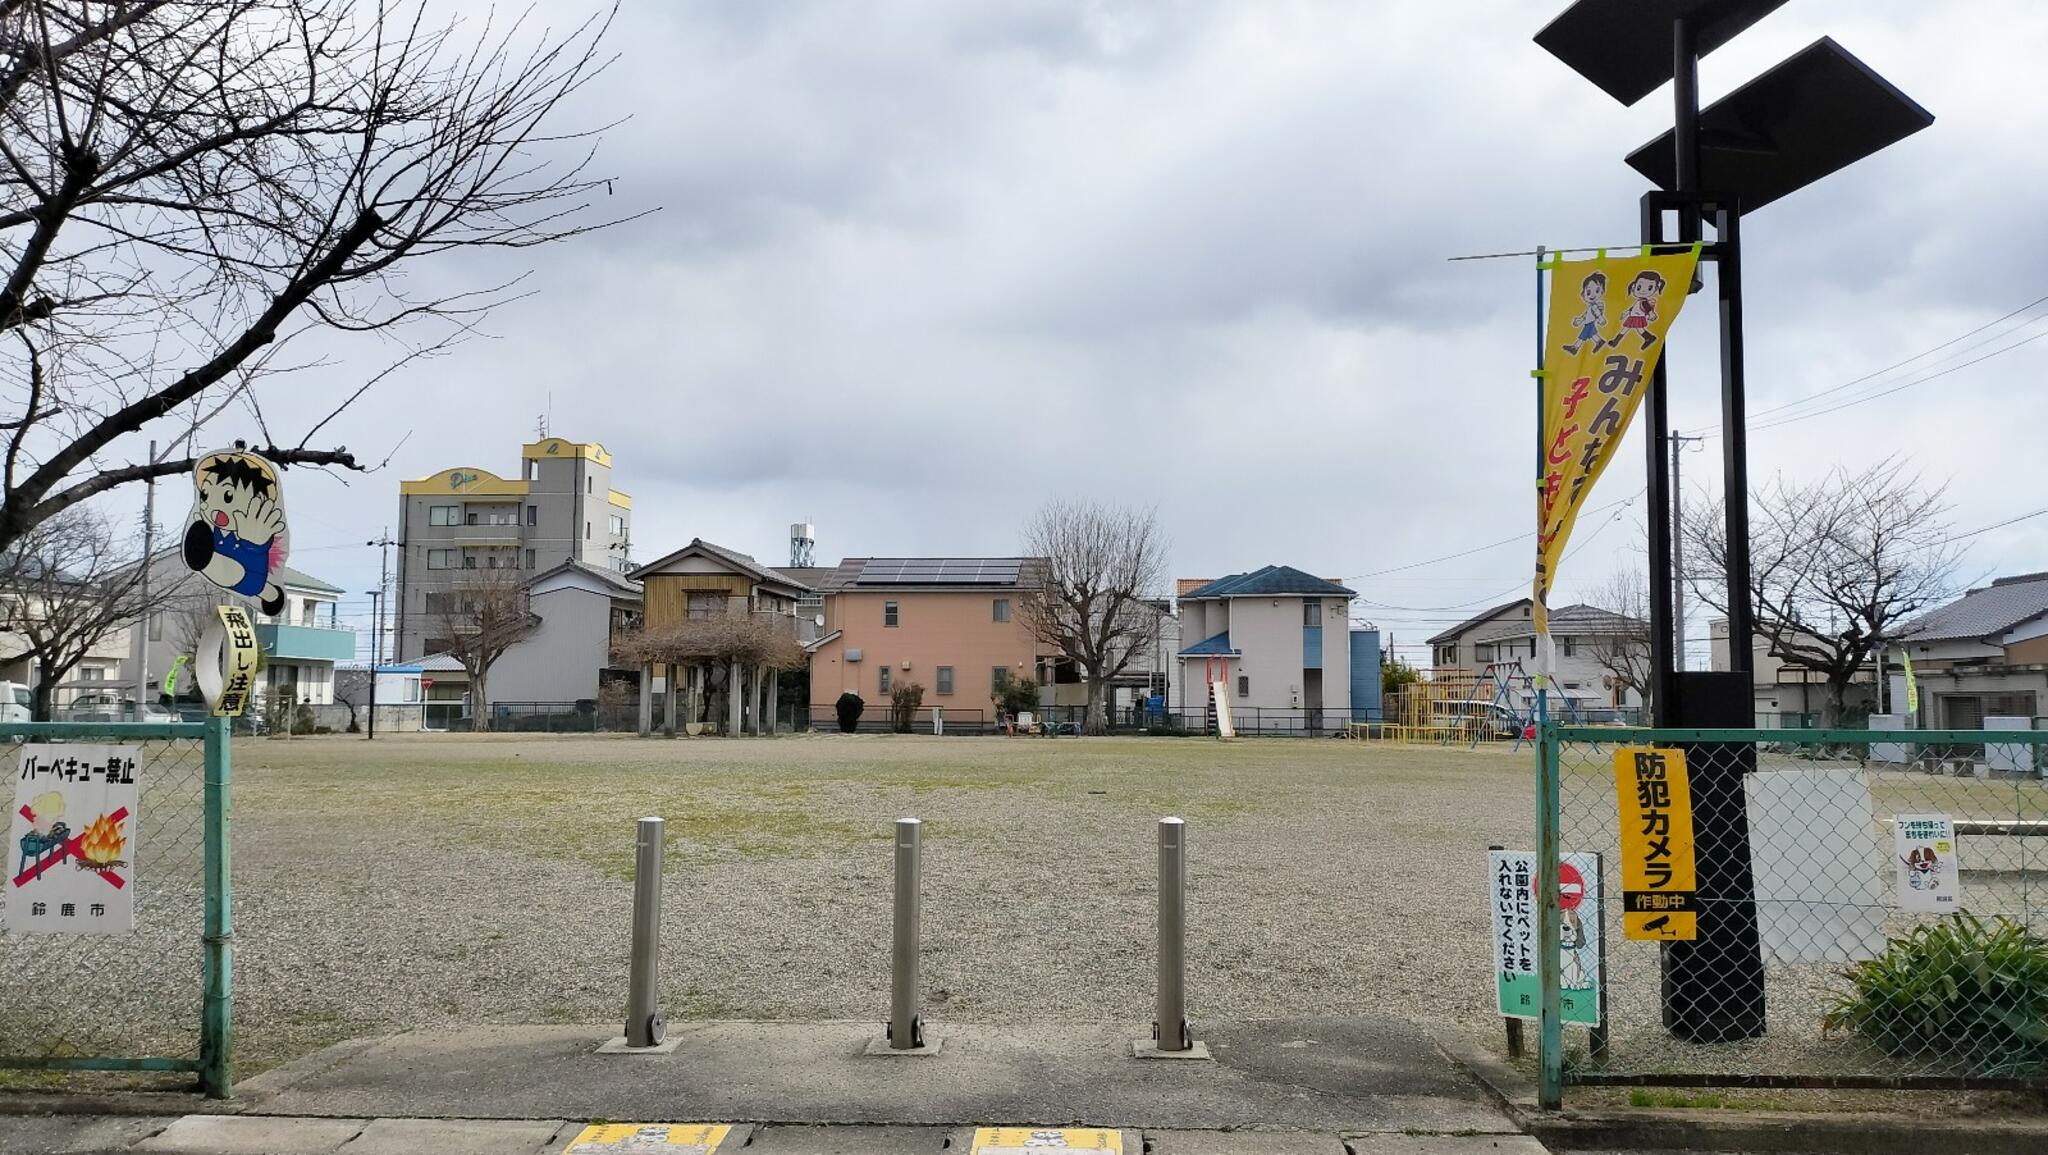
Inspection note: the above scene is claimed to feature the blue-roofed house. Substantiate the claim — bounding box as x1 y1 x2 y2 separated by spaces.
1174 565 1357 734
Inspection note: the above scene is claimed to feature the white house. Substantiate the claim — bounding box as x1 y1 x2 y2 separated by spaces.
1173 566 1355 734
487 560 644 704
1892 572 2048 729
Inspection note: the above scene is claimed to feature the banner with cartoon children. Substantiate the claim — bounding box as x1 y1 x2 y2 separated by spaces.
1533 247 1700 635
8 745 140 934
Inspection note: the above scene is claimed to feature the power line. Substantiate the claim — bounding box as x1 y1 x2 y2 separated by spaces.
1742 328 2048 434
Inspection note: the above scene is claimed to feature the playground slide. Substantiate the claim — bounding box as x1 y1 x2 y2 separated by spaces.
1211 680 1236 739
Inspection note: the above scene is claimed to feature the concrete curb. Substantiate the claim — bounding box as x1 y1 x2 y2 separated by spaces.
1430 1025 2048 1155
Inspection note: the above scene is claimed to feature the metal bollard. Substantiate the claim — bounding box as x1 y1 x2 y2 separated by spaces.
1155 817 1191 1051
625 816 666 1048
889 817 924 1049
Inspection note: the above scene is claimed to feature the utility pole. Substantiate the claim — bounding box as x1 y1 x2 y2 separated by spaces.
1670 431 1703 672
365 528 393 739
368 530 397 659
134 439 158 718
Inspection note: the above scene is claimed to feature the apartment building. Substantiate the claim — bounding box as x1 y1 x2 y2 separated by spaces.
395 437 631 659
808 557 1051 719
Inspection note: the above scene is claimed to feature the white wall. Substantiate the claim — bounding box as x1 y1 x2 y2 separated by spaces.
487 585 615 703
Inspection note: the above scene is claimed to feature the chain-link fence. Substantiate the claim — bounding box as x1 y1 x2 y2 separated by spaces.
0 720 230 1095
1537 725 2048 1101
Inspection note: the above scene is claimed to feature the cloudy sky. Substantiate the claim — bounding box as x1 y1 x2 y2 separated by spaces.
133 0 2048 663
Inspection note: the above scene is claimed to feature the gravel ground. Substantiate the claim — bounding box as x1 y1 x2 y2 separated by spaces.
8 731 2044 1092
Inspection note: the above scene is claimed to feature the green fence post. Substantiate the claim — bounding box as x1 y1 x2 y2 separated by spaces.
200 715 234 1098
1535 722 1563 1109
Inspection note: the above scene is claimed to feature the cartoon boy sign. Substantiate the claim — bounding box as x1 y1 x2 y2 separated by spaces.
182 448 290 615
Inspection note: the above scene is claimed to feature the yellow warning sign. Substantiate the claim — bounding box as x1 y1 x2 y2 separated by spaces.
971 1128 1124 1155
566 1123 732 1154
1614 746 1697 941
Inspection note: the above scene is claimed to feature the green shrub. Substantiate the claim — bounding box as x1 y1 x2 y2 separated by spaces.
1825 913 2048 1075
992 676 1039 719
835 691 864 733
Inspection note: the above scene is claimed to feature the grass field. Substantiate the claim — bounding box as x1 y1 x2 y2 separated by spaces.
212 732 1534 1072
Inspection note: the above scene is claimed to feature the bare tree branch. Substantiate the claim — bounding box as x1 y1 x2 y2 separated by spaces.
1685 462 1963 726
0 0 634 554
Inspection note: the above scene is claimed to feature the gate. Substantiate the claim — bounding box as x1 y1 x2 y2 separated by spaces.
0 718 232 1096
1534 724 2048 1106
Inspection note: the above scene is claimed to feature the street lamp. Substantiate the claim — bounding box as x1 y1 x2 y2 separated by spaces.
1537 0 1933 1045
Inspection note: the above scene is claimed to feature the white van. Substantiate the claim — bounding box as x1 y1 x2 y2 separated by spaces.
1431 699 1521 739
0 681 32 723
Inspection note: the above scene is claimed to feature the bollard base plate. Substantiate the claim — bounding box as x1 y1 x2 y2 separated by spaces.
863 1036 943 1057
1131 1038 1211 1061
597 1036 682 1056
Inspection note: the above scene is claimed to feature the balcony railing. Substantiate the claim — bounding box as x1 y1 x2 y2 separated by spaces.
253 622 356 663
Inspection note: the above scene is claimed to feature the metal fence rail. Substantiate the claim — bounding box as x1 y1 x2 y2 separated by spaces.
1536 725 2048 1105
0 719 231 1096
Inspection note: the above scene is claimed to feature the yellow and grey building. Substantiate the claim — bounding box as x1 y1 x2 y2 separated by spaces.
395 438 632 660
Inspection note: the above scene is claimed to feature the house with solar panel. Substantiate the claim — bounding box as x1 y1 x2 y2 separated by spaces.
807 557 1056 729
1173 566 1364 735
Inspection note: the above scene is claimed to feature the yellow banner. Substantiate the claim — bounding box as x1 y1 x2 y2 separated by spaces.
1534 248 1700 633
1614 746 1697 941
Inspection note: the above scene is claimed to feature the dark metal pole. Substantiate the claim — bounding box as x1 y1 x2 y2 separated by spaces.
1641 196 1677 726
1716 205 1755 682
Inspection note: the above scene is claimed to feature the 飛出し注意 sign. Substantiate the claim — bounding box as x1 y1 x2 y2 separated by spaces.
1615 747 1696 941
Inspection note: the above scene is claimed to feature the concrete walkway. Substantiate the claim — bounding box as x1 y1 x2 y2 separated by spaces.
2 1017 1551 1154
231 1018 1517 1134
3 1117 1553 1155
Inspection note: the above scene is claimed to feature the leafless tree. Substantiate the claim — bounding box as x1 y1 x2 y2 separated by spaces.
1584 569 1654 713
1019 500 1166 735
1686 462 1962 727
430 567 536 729
0 508 147 718
0 0 635 553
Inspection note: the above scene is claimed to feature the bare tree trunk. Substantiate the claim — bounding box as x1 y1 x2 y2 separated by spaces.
31 678 54 723
474 672 491 732
1823 676 1849 729
1083 675 1109 735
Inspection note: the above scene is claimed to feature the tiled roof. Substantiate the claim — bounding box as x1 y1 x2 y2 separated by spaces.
1424 598 1645 645
1426 600 1530 646
1901 574 2048 643
1178 630 1238 657
529 558 642 597
274 564 343 594
1180 565 1355 601
630 538 812 592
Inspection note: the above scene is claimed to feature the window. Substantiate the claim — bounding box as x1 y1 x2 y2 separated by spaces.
879 666 892 694
1561 636 1576 658
585 521 592 540
486 554 499 569
1441 644 1458 665
525 505 538 527
81 667 104 681
525 549 535 570
427 549 457 570
884 601 899 627
1474 644 1493 662
609 514 625 536
687 592 723 620
466 511 478 526
462 553 478 569
993 598 1010 623
429 505 459 526
992 666 1009 692
1237 675 1249 699
1304 600 1320 626
936 666 954 695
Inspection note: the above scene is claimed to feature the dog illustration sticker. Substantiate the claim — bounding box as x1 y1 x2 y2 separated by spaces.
182 448 289 614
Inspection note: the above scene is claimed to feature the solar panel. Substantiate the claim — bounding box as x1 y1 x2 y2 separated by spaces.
854 558 1023 585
